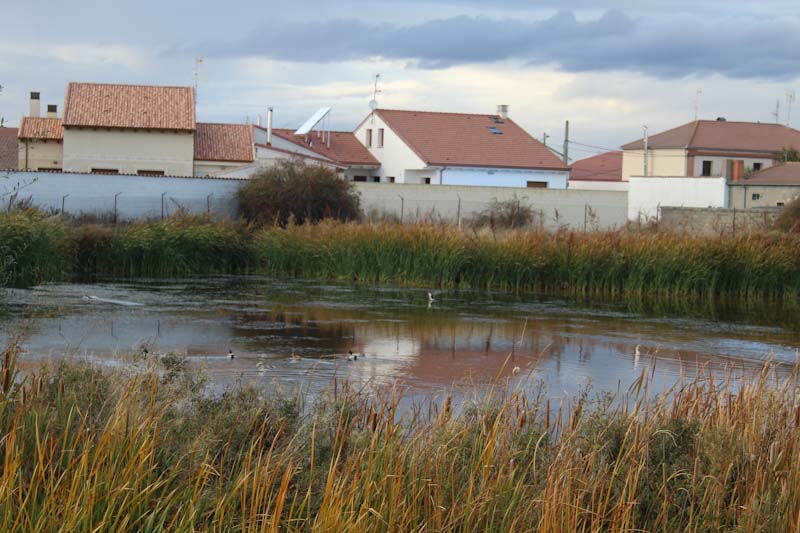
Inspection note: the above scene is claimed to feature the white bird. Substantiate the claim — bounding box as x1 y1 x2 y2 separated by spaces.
634 345 641 368
347 350 358 361
228 349 235 360
512 366 521 377
428 291 435 304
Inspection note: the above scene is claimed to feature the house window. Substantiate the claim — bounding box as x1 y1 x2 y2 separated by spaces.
527 181 547 188
423 177 431 184
388 176 396 183
752 162 763 171
37 167 62 172
366 129 373 147
701 161 713 176
372 176 380 183
378 128 384 148
92 168 119 175
353 175 367 182
777 202 785 207
138 170 165 176
751 193 761 201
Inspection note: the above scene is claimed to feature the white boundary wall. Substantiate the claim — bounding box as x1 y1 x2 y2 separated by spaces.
0 171 629 230
1 171 241 220
628 176 727 222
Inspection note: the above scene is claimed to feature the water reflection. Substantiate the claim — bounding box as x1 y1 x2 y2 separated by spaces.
1 278 797 399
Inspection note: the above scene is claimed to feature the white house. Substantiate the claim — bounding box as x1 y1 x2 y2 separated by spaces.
351 106 570 188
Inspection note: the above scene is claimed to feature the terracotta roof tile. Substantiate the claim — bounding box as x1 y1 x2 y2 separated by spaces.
0 127 18 169
740 162 800 185
63 82 195 131
18 117 63 140
269 128 379 166
373 109 568 170
194 123 254 162
622 120 800 153
570 151 622 181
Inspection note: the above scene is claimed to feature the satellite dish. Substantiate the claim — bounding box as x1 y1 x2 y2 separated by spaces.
369 99 378 110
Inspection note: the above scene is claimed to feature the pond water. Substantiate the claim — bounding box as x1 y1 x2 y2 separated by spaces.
1 277 798 400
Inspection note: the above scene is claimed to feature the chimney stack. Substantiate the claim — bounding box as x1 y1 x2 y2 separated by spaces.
47 104 58 118
267 107 273 145
29 92 41 117
497 104 509 120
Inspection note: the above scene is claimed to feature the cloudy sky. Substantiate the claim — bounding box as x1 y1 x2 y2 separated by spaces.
1 0 799 156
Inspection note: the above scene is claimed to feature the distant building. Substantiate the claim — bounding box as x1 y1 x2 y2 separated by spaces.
729 162 800 208
352 106 569 188
621 119 800 181
568 151 626 191
0 127 19 170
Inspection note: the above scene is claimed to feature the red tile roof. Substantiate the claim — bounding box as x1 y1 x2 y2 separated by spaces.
0 127 18 169
740 162 800 185
63 82 195 131
373 109 568 171
570 151 622 181
194 123 254 162
269 128 379 166
18 117 63 140
622 120 800 153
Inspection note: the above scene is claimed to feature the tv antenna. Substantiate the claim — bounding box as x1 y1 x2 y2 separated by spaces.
787 91 796 126
193 56 204 96
693 89 702 121
772 98 781 124
369 74 381 110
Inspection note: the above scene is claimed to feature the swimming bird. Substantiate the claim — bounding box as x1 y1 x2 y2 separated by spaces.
428 291 435 304
347 350 358 361
228 349 235 360
634 345 641 368
141 347 149 358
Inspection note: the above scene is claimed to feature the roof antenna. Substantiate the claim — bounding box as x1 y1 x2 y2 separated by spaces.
786 91 796 127
693 89 702 121
193 56 204 98
772 98 781 124
369 74 381 124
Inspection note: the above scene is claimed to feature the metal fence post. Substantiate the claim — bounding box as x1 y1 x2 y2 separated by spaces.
61 194 69 215
161 192 167 220
399 195 404 224
583 203 588 232
113 192 122 226
206 193 213 214
457 195 462 229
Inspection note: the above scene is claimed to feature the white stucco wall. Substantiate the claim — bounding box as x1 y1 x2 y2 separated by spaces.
628 176 728 221
353 112 426 183
568 180 630 192
1 171 240 219
17 139 63 170
441 167 568 189
63 129 195 176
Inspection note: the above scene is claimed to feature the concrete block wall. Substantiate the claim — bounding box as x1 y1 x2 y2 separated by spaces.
658 206 779 236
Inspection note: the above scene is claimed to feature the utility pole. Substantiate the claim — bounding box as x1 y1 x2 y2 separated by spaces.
643 125 649 177
562 121 569 164
193 56 204 98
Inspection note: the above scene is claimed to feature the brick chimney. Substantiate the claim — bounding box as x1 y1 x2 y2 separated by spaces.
29 92 40 117
47 104 58 118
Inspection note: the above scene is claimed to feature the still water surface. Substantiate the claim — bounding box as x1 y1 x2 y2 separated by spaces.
1 277 798 399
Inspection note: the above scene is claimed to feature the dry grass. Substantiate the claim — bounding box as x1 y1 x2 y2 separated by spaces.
1 338 799 530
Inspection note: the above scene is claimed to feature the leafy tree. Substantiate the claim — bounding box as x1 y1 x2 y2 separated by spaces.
778 146 800 163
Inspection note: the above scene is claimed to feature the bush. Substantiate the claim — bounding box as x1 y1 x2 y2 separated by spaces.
237 160 361 226
468 195 537 230
774 197 800 232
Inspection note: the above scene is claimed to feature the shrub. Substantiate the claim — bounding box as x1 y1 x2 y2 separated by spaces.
468 195 538 230
237 160 361 227
774 197 800 232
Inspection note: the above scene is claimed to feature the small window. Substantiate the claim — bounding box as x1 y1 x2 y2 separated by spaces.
777 202 785 207
138 170 165 176
423 177 431 184
366 129 373 147
701 161 713 176
372 176 380 183
378 128 384 148
92 168 119 175
353 175 367 182
751 193 761 201
487 126 503 135
37 167 62 172
388 176 396 183
753 162 763 171
527 181 547 188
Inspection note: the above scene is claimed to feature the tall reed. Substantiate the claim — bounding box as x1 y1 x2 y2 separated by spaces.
1 339 799 530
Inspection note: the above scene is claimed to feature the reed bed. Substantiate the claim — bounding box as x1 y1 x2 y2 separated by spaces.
3 210 800 302
1 340 799 531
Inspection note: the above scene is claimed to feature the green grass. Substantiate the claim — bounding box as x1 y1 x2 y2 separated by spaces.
1 339 799 530
3 210 800 302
